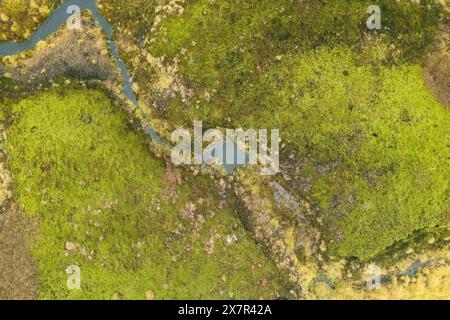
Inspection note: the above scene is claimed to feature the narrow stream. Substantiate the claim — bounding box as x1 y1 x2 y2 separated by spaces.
0 0 164 143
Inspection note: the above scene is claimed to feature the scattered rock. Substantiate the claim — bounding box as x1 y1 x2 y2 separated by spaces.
65 241 77 251
145 290 155 300
226 234 238 246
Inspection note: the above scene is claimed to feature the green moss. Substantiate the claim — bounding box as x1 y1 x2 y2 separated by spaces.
2 88 284 299
146 0 445 126
246 47 449 260
380 0 445 62
141 0 448 261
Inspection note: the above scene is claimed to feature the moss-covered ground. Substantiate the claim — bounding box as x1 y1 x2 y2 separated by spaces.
96 0 449 260
0 0 59 41
0 88 283 299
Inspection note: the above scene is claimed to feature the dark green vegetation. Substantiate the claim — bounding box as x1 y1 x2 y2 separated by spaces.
99 0 449 260
1 88 283 299
144 0 447 127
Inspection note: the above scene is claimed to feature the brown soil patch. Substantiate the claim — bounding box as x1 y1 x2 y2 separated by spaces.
423 25 450 107
0 125 37 300
424 50 450 107
0 203 37 300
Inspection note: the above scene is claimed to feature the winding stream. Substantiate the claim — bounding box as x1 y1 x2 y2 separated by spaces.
0 0 164 143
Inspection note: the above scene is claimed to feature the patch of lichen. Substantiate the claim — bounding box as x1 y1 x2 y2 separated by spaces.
317 246 450 300
1 87 285 299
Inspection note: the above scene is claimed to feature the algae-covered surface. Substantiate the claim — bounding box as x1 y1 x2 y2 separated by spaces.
0 0 448 300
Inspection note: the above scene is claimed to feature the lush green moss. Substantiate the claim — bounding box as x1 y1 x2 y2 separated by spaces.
142 0 448 260
3 88 284 299
246 47 449 260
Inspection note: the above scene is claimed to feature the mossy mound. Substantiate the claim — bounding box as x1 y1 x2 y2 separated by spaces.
1 88 284 299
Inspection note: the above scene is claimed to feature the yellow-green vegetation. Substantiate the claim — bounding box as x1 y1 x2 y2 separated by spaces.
256 48 450 260
1 88 284 299
111 0 449 260
135 0 446 125
317 247 450 300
